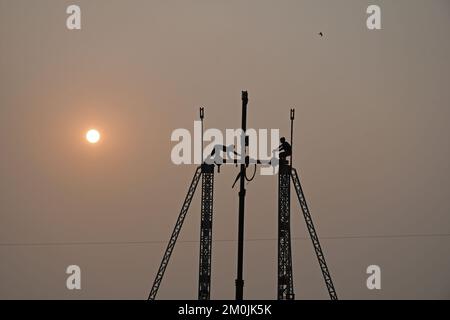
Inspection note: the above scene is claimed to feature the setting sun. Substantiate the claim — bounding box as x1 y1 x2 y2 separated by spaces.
86 129 101 144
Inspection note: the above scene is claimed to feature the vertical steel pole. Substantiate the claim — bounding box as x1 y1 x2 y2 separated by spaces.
290 108 295 167
235 91 248 300
200 107 204 164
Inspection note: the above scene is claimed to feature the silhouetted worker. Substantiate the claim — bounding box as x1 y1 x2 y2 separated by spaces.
276 137 292 162
206 144 240 164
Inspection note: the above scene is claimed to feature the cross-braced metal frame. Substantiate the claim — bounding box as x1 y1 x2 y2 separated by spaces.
148 94 337 300
198 164 215 300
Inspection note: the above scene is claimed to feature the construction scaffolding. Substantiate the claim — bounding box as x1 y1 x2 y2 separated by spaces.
148 91 337 300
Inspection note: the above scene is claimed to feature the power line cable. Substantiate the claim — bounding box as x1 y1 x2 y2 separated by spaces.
1 232 449 247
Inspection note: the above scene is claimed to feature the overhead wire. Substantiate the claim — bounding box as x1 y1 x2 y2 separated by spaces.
1 232 449 247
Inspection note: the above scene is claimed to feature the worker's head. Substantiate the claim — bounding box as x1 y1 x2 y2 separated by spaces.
280 137 286 143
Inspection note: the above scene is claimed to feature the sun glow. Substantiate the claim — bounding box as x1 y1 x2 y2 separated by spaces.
86 129 101 144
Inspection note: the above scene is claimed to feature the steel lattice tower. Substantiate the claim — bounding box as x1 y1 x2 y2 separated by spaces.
198 164 215 299
278 161 295 300
148 94 338 301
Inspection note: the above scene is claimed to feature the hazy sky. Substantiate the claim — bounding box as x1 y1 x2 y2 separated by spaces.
1 0 450 299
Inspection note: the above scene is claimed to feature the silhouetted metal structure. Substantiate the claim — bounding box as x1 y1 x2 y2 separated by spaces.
291 167 338 300
235 91 248 300
148 91 337 300
278 162 295 300
148 166 202 300
198 164 215 299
